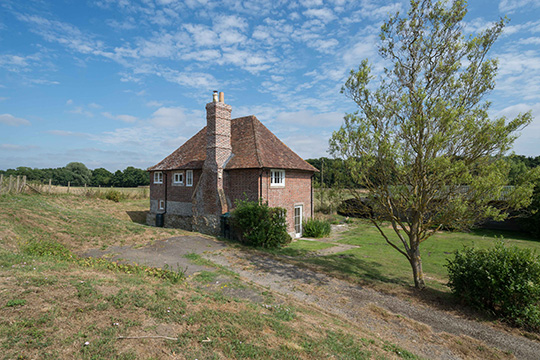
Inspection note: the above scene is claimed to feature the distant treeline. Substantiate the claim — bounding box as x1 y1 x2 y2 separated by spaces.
0 162 150 188
306 155 540 188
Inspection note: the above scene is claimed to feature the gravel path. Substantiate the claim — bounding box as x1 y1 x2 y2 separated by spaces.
204 247 540 360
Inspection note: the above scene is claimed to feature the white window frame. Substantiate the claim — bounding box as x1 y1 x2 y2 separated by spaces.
154 171 163 184
173 172 184 185
270 169 285 187
159 200 165 210
186 170 193 187
294 204 303 237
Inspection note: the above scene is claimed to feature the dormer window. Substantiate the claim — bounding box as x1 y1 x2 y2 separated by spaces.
270 169 285 187
154 171 163 184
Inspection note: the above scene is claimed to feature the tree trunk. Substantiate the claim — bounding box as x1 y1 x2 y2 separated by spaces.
409 247 426 290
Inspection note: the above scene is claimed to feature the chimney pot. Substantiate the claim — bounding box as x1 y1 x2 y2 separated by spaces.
213 90 218 102
219 92 224 103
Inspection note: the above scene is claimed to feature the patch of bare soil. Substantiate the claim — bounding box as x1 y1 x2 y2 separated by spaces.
204 247 539 360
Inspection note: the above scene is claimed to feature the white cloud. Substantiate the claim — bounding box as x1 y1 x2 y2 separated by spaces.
274 110 343 127
146 100 164 107
183 24 217 47
303 8 336 23
342 35 379 68
149 106 203 128
0 144 38 150
0 114 31 126
46 130 90 137
495 102 540 156
69 107 94 117
499 0 540 13
102 112 138 123
280 134 330 159
17 14 104 55
496 50 540 100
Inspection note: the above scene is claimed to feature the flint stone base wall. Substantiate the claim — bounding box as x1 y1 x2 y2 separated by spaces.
149 200 192 216
192 214 220 236
145 213 193 232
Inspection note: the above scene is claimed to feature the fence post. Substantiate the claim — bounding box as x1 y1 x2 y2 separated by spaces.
0 174 3 194
16 175 20 194
68 181 70 193
8 175 13 193
22 176 26 193
48 179 52 193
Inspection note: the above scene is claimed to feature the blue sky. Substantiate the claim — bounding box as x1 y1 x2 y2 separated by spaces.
1 0 540 171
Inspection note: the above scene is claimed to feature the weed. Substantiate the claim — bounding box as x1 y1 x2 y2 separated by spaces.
6 299 26 307
383 341 419 359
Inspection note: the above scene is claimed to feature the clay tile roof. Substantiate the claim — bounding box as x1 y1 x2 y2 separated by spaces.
147 127 206 171
148 115 318 173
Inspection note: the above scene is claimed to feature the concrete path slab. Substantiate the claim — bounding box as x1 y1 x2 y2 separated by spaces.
81 235 227 275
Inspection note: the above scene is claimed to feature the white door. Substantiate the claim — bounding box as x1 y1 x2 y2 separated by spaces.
294 205 303 237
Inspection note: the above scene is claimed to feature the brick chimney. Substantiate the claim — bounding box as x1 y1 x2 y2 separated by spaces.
205 91 232 174
192 91 232 233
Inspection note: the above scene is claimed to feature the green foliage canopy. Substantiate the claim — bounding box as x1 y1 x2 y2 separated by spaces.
329 0 537 289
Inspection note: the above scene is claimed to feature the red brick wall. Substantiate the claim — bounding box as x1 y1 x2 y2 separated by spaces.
225 169 261 209
262 169 313 233
149 170 201 206
150 168 313 234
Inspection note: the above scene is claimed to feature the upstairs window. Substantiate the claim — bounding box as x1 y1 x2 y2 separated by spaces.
173 172 184 185
154 171 163 184
270 169 285 187
186 170 193 187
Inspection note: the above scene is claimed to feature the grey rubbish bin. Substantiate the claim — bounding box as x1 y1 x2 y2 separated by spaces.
156 213 164 227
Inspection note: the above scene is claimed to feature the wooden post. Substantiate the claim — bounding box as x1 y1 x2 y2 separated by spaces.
16 175 20 194
68 181 70 193
22 176 26 193
8 175 13 193
49 179 52 193
0 174 3 194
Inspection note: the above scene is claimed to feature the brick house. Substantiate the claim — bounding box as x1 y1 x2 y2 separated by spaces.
147 91 318 237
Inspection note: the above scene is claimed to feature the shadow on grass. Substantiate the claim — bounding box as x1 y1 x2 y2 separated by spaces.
302 253 409 286
126 211 148 224
470 228 538 242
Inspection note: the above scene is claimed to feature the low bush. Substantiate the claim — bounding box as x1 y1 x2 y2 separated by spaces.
104 189 123 202
337 198 373 218
521 182 540 238
231 199 291 248
303 218 331 238
446 242 540 331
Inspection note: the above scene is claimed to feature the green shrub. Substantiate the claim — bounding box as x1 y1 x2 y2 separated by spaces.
521 182 540 239
104 189 123 202
22 240 72 260
231 199 291 248
303 218 331 238
446 242 540 330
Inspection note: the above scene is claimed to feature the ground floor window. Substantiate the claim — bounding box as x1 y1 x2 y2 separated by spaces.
294 204 303 237
159 200 165 210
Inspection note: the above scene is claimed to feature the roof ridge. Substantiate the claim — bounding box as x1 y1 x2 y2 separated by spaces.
250 116 263 168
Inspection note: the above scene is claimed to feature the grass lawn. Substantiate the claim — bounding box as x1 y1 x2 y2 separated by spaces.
278 219 540 291
0 193 420 359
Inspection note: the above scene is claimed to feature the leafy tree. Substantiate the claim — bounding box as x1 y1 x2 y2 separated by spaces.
122 166 150 187
111 170 124 187
330 0 537 289
65 162 92 186
91 168 113 186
